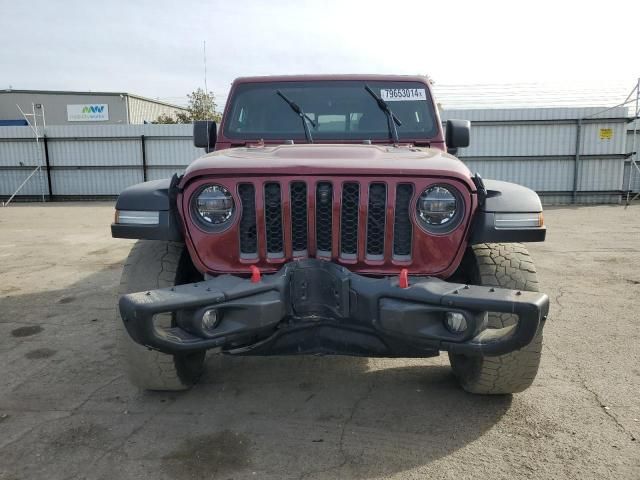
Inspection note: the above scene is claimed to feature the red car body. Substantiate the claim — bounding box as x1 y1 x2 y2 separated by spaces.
177 75 478 279
112 74 549 387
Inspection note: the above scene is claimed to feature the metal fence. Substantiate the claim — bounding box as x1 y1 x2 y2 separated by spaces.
441 107 634 204
0 107 637 204
0 124 198 199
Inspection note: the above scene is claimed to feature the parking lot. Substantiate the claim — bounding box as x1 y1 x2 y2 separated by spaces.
0 202 638 479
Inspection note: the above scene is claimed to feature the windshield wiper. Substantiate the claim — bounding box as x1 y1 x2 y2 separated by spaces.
276 90 316 143
364 84 402 144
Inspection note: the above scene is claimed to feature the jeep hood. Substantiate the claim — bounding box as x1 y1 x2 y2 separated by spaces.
181 144 475 189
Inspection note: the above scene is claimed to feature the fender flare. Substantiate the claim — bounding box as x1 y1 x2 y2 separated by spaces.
111 175 183 241
470 179 546 244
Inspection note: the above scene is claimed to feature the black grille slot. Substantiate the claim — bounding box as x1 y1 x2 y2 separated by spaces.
366 183 386 257
393 184 413 258
290 182 308 253
264 182 283 256
237 179 413 263
340 182 360 257
238 184 257 255
315 182 333 254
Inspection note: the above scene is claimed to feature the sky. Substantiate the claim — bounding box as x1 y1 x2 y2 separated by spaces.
1 0 638 110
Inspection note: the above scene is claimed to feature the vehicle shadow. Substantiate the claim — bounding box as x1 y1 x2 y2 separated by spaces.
0 265 512 480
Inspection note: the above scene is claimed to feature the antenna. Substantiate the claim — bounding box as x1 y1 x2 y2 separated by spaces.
203 40 208 94
203 39 211 149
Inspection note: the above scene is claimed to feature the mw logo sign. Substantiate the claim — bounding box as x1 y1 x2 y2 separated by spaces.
67 104 109 122
82 105 105 114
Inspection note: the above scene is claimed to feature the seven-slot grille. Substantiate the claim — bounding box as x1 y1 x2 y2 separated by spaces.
237 181 413 262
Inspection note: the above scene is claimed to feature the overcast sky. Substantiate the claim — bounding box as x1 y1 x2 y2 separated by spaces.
1 0 638 109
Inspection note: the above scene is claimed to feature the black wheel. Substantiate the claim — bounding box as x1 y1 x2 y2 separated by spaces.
448 243 543 394
116 240 206 391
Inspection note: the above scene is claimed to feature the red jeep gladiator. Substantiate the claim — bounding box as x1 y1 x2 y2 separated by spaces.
112 75 548 394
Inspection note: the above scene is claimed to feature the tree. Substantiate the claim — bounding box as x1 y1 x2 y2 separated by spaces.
154 113 179 124
153 88 221 124
184 88 221 122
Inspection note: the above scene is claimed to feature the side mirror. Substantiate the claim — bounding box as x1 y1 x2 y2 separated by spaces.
445 119 470 154
193 120 217 151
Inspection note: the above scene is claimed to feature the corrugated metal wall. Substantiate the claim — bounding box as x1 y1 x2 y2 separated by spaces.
127 97 188 124
0 126 49 196
0 107 637 203
0 124 197 198
442 107 631 204
624 119 640 193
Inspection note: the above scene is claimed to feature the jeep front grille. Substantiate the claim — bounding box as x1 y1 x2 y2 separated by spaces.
237 180 414 263
315 182 333 255
393 184 413 259
290 182 308 255
366 183 387 258
340 182 360 258
238 184 257 256
264 182 284 257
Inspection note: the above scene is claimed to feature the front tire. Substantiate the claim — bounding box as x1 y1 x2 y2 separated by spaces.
116 240 206 391
449 243 543 394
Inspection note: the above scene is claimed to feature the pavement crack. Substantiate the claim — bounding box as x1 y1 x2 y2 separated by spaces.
298 381 374 480
580 380 637 443
71 374 123 413
0 413 73 451
1 375 124 452
338 381 373 459
544 343 563 364
72 395 178 479
544 343 637 444
553 286 566 319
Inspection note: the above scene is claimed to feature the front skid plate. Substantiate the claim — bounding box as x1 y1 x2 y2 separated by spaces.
119 259 549 357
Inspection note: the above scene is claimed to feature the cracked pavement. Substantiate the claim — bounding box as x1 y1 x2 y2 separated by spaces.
0 202 638 479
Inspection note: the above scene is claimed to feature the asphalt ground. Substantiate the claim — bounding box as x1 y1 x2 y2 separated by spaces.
0 203 638 479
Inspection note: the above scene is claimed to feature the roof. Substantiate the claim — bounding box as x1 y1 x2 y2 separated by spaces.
233 74 432 84
0 89 188 110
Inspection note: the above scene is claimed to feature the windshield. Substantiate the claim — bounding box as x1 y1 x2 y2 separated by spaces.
223 80 438 142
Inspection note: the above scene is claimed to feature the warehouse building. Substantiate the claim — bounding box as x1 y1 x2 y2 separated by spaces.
0 89 188 126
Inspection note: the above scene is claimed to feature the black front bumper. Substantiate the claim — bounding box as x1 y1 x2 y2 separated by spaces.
119 259 549 358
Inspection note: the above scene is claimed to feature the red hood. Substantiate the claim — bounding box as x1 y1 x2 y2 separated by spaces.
181 144 475 190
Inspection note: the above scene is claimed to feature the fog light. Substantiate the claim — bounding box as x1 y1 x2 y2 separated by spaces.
445 312 467 333
202 309 220 330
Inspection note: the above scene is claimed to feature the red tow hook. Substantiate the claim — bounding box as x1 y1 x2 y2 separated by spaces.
250 265 261 283
399 268 409 288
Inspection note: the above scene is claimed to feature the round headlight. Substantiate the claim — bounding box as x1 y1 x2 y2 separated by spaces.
416 185 460 231
194 185 234 225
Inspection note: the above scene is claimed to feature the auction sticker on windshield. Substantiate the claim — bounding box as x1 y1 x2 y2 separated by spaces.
380 88 427 101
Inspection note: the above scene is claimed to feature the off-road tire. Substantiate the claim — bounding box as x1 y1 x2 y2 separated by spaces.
116 240 206 391
449 243 543 394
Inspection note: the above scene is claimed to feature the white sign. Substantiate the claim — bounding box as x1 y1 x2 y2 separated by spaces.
380 88 427 102
67 104 109 122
